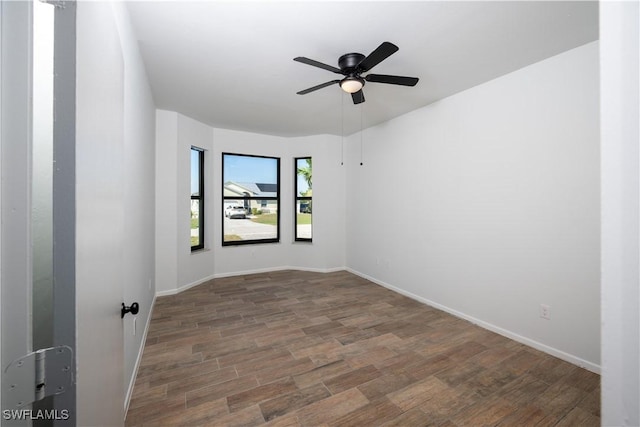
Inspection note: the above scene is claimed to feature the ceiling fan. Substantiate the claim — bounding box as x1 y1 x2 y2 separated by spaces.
294 41 419 105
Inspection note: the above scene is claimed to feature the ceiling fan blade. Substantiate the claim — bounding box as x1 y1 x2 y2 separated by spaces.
365 74 419 86
357 42 399 72
294 57 343 74
297 80 340 95
351 90 365 104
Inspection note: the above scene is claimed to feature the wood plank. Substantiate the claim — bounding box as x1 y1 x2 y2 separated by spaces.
451 397 517 426
388 376 449 411
292 360 352 389
379 408 430 427
260 383 331 422
323 365 381 394
357 371 415 401
327 397 403 427
139 398 228 427
294 388 369 425
227 377 298 413
186 376 259 408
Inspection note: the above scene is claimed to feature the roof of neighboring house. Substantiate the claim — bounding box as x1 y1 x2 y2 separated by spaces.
224 181 277 198
256 183 277 193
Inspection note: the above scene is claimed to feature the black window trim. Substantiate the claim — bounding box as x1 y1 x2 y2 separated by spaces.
295 156 312 242
222 152 281 246
191 147 205 251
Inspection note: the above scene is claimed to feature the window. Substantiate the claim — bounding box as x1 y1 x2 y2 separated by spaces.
191 147 205 251
223 153 280 245
295 157 312 242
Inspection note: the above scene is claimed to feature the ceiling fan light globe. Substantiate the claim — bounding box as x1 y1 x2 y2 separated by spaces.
340 77 364 94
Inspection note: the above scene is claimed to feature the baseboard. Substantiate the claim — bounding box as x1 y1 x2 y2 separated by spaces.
124 293 156 415
214 265 345 279
156 273 218 297
212 265 294 279
156 266 346 297
346 267 601 374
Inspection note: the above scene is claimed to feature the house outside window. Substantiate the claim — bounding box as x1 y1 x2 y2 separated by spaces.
191 147 205 251
295 157 312 242
222 153 280 245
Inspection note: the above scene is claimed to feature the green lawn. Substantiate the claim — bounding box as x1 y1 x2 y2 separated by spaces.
297 213 312 225
250 213 278 225
224 234 242 242
191 218 199 229
249 213 311 226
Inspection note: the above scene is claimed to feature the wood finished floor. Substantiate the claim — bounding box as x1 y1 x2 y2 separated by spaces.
126 270 600 427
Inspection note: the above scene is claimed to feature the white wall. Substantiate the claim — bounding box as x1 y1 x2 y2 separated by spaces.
155 112 346 295
345 41 600 371
156 112 216 294
600 1 640 424
113 2 157 410
177 114 215 287
155 110 179 294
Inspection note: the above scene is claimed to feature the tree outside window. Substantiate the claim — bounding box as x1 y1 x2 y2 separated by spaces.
295 157 312 241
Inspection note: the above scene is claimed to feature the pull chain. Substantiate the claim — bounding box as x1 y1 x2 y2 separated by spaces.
360 102 363 166
341 92 344 166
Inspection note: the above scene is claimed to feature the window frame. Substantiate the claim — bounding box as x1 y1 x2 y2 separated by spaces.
191 147 205 251
222 152 281 246
295 156 312 242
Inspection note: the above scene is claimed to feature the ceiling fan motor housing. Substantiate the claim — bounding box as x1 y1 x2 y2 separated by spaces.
338 53 366 72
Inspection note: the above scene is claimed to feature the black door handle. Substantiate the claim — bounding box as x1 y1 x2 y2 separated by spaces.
121 302 139 318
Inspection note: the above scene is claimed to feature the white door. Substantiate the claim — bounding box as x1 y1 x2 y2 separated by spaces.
75 1 126 425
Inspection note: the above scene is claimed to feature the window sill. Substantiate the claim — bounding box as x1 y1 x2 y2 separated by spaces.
191 247 211 255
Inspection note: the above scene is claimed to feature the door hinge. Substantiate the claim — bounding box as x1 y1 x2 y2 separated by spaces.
3 346 74 408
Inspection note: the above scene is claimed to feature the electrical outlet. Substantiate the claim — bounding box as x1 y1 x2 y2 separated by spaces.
540 304 551 320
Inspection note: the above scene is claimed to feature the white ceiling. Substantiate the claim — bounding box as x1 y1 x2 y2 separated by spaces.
126 1 598 137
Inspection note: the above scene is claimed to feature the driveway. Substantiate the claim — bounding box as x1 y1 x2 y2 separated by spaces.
296 224 312 239
224 217 277 240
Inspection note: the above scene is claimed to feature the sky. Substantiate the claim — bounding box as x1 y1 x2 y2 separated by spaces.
192 151 291 195
296 158 310 194
191 149 201 195
224 154 279 184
